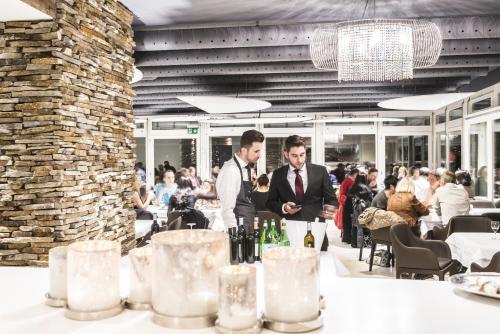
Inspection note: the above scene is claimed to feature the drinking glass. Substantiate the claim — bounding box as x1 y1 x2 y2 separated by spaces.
491 221 499 239
187 223 196 230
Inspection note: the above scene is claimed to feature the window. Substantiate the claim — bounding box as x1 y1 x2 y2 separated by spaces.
449 107 463 121
469 122 488 197
436 113 446 124
471 97 492 114
324 134 375 168
154 139 197 182
436 132 446 168
449 132 461 172
383 117 430 126
265 137 311 173
135 137 146 185
385 135 429 175
264 122 313 128
495 120 500 199
135 122 145 129
152 121 197 130
211 136 240 168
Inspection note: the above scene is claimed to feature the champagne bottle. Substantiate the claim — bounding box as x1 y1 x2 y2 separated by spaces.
229 227 239 265
269 219 279 248
279 219 290 246
304 221 315 248
237 217 246 263
245 217 257 263
253 217 260 261
259 221 269 255
151 213 160 235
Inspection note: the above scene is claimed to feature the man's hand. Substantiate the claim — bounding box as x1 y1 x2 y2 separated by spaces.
284 202 302 215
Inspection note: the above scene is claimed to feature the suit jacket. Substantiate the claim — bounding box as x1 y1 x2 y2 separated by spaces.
266 163 338 221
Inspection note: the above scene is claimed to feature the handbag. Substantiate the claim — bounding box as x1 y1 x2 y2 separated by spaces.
366 249 390 267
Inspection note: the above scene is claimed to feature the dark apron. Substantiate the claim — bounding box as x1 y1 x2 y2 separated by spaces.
232 156 256 233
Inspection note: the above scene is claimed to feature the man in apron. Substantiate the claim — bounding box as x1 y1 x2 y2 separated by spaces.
217 130 265 232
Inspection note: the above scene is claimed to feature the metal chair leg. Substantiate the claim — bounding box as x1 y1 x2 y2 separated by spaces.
369 242 377 272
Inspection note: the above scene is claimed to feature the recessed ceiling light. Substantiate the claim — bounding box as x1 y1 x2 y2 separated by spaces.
378 93 474 111
131 66 143 84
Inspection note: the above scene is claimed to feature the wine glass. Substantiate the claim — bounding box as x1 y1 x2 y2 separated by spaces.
187 223 196 230
491 221 500 239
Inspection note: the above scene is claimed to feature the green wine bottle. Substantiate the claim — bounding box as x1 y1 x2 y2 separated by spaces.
304 221 315 248
259 221 268 255
279 219 290 246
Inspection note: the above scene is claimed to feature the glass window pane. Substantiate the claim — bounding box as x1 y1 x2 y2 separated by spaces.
449 132 461 172
324 134 375 169
495 120 500 199
265 137 311 173
471 97 491 114
436 132 446 168
135 137 146 185
154 139 197 182
449 107 463 121
383 117 430 126
135 122 145 129
436 114 446 124
211 136 241 168
469 122 488 197
264 122 313 128
152 121 197 130
385 135 428 175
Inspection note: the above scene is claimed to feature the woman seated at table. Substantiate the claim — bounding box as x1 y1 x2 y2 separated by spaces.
195 180 221 209
154 169 177 207
169 174 196 211
132 173 155 219
387 177 429 237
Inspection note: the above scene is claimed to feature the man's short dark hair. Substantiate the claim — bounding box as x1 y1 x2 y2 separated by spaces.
349 168 359 177
284 135 306 152
368 167 378 174
240 130 265 148
384 175 398 190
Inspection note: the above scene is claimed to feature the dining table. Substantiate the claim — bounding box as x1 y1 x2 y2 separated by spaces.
446 232 500 268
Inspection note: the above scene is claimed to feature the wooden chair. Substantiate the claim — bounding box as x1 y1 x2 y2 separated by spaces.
390 223 455 281
470 252 500 273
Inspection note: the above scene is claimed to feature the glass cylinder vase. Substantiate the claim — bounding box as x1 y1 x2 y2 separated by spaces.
218 265 257 330
128 247 152 305
48 246 68 300
152 230 228 318
67 240 121 312
262 247 320 322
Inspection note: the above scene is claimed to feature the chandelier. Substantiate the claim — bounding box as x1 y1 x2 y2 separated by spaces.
310 19 442 82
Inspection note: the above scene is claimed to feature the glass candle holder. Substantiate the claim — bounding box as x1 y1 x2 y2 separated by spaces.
48 246 68 300
128 247 152 305
67 240 121 312
262 247 320 322
218 265 257 330
152 230 228 318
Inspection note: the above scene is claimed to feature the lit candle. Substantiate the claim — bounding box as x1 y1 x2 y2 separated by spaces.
128 247 152 305
218 265 257 330
66 240 121 312
152 230 228 319
262 247 320 322
48 246 67 300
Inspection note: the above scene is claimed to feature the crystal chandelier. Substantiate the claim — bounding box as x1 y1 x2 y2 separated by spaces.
310 19 442 81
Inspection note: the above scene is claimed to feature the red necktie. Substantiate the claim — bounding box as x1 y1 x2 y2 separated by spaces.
294 169 304 203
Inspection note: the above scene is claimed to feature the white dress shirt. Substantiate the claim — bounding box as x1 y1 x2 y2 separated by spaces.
216 154 249 229
282 163 308 213
431 183 470 225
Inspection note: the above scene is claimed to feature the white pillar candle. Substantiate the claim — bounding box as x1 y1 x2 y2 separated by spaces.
218 265 257 330
128 247 152 304
48 246 67 300
152 230 228 317
67 240 121 312
262 247 320 322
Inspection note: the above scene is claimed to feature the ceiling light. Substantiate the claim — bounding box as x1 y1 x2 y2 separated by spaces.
310 19 442 81
378 93 474 111
201 116 312 125
177 96 271 114
307 117 404 123
131 66 143 84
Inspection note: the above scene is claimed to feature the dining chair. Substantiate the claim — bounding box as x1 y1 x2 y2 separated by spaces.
447 215 492 236
470 199 495 208
365 226 394 271
470 252 500 273
481 212 500 222
390 223 455 281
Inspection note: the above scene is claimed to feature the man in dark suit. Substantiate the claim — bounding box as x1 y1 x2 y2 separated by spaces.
266 135 338 250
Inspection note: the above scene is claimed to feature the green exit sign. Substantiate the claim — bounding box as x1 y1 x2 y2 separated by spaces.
187 128 198 134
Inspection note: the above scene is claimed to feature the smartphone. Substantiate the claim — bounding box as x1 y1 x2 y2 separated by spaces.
291 204 302 209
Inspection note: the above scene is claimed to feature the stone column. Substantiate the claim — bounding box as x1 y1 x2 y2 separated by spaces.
0 0 136 266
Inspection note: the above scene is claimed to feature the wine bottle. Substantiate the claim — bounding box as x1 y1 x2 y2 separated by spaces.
279 219 290 246
259 221 268 255
304 221 315 248
237 217 246 263
229 227 239 265
253 217 260 261
151 213 160 235
245 217 257 263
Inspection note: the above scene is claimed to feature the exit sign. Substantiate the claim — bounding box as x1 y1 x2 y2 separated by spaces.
187 128 198 134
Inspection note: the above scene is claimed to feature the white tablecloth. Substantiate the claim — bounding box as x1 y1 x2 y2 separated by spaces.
446 232 500 268
1 251 500 334
138 206 224 232
469 208 500 215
